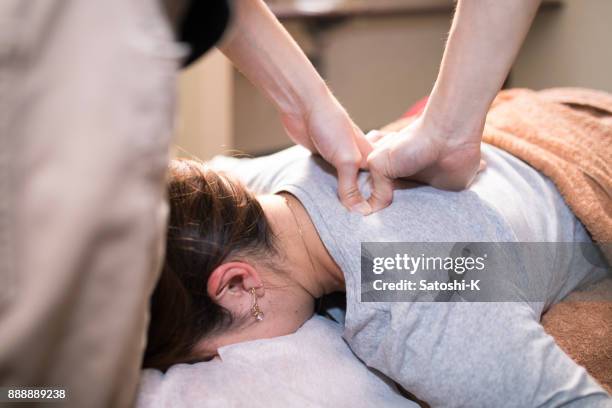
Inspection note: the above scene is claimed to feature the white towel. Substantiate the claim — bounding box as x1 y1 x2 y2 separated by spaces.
137 316 415 408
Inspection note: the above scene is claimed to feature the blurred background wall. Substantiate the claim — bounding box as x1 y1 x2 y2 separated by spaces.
174 0 612 160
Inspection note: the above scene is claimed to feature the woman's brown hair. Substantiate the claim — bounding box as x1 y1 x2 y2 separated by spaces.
143 159 276 371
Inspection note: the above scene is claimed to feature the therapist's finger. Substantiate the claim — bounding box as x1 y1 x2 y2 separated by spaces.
479 159 487 172
367 168 394 213
336 159 371 215
365 130 385 145
366 150 395 212
355 131 375 169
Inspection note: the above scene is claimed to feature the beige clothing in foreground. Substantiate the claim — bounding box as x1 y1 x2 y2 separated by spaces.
0 1 182 406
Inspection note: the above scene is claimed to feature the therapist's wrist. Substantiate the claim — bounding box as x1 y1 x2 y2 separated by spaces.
276 80 350 149
277 75 333 120
420 95 487 145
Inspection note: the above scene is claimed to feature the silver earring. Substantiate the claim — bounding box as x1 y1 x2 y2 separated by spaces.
250 287 264 322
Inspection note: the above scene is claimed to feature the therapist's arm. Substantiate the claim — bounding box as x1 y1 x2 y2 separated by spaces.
219 0 374 215
366 0 541 211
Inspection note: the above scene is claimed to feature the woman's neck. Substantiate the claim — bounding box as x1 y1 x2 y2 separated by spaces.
257 193 344 299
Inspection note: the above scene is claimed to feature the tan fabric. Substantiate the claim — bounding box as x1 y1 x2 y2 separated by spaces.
0 1 182 406
483 88 612 262
542 278 612 394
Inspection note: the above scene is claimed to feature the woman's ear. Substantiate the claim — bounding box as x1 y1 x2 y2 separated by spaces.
207 261 263 302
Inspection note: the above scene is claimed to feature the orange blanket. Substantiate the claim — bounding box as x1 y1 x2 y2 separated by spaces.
483 88 612 260
541 278 612 394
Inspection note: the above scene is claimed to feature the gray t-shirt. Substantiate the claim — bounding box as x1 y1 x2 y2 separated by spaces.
210 144 611 407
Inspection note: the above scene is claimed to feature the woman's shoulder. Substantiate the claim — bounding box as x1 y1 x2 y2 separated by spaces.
207 145 316 193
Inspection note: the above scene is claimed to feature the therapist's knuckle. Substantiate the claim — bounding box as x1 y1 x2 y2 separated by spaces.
335 151 360 169
369 192 392 212
366 151 381 169
374 185 393 205
342 188 361 203
385 146 404 179
368 149 392 177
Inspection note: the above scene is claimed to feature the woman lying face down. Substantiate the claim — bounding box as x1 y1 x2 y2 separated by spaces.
144 159 344 370
143 89 612 405
143 151 610 406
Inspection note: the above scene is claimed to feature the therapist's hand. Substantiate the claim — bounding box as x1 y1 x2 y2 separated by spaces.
364 0 539 212
365 116 484 212
220 0 377 215
280 93 374 215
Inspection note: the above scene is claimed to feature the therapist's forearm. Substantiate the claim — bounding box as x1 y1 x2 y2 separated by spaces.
219 0 328 118
423 0 541 137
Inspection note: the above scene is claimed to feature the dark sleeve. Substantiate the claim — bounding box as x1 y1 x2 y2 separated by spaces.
179 0 232 67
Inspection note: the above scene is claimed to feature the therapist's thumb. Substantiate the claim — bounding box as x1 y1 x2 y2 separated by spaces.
336 159 372 216
365 148 394 213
